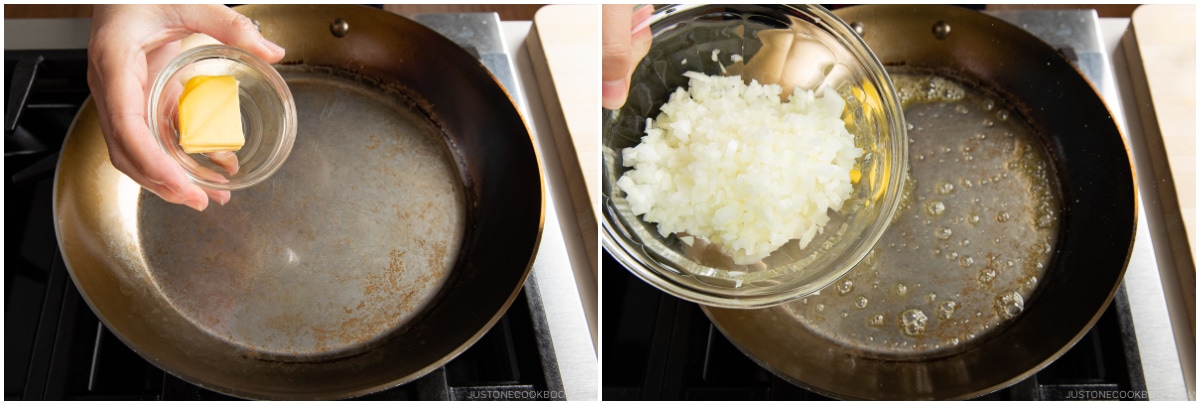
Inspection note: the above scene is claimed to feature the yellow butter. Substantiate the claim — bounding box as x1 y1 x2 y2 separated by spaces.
178 75 244 154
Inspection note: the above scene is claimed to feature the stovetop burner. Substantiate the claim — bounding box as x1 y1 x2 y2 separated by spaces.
602 251 1147 400
9 246 555 400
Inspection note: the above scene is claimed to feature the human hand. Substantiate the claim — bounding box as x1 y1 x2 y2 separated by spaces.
87 5 285 211
601 4 653 110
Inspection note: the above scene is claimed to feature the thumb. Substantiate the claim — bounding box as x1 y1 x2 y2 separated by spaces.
176 5 285 63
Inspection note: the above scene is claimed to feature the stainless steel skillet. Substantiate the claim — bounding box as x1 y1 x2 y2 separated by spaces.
54 4 543 399
704 5 1137 399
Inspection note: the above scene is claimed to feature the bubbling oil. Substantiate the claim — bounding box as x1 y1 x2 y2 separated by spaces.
781 72 1062 357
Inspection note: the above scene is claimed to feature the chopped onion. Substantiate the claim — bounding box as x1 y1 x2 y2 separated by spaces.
618 72 861 265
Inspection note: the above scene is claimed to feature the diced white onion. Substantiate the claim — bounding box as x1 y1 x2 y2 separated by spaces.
618 72 861 265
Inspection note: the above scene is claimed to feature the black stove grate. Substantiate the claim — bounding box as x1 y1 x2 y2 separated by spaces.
602 251 1147 401
5 48 562 401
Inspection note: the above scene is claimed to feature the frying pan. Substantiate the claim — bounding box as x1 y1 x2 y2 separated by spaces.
53 5 543 399
704 5 1136 399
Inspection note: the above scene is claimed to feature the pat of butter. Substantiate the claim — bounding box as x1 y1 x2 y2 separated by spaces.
178 75 245 154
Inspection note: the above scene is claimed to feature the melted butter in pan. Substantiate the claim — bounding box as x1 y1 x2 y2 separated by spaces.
783 72 1062 358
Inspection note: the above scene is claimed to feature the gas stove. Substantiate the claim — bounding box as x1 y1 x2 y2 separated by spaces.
5 12 596 400
603 8 1190 401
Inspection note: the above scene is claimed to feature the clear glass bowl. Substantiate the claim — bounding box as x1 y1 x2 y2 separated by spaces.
602 4 908 308
149 45 296 190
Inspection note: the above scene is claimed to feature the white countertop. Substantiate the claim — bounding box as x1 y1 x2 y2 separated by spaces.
1099 17 1192 400
500 20 599 401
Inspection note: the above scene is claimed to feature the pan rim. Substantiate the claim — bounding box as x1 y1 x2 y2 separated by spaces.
701 4 1138 400
52 4 547 400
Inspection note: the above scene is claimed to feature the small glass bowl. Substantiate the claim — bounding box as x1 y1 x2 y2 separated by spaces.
602 5 908 308
149 45 297 190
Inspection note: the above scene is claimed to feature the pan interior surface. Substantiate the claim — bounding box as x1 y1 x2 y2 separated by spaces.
138 69 466 360
780 71 1061 358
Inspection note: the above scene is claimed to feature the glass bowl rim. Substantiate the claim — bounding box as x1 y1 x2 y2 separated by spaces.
148 44 298 191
